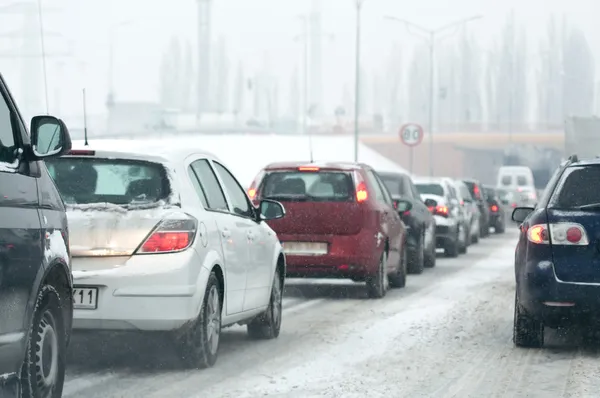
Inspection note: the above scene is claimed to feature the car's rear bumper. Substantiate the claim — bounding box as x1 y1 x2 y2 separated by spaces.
281 229 381 279
519 259 600 326
71 249 206 332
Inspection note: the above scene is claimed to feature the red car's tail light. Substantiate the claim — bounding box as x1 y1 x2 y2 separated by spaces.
136 217 197 254
490 204 498 212
356 182 368 203
298 166 319 171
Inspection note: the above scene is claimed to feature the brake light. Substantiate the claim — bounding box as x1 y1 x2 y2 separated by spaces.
356 182 368 202
137 217 197 254
248 188 256 200
473 185 481 199
527 223 589 246
68 149 95 156
298 166 319 171
434 205 449 217
490 204 498 212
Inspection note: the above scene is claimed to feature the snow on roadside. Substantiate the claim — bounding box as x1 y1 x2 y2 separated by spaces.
194 241 517 397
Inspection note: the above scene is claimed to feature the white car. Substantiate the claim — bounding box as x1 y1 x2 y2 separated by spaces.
44 140 287 368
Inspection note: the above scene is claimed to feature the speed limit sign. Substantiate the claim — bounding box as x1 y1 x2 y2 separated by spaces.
399 123 424 147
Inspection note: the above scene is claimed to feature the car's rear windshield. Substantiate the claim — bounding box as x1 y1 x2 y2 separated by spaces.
45 157 170 206
501 175 512 186
261 170 354 202
379 176 406 196
555 166 600 208
516 175 528 186
415 183 444 197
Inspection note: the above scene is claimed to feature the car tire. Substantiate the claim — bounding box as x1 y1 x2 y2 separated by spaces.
496 221 505 234
513 292 544 348
366 253 389 298
389 246 407 288
20 285 67 398
459 225 468 254
407 232 425 275
480 221 490 238
445 229 459 258
248 268 283 339
424 235 436 268
177 272 222 369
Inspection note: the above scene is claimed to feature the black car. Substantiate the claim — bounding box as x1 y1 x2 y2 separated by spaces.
483 185 506 233
513 154 600 347
462 178 490 238
379 171 436 272
0 74 73 396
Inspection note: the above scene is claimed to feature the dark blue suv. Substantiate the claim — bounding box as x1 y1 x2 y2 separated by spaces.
513 154 600 347
0 74 73 396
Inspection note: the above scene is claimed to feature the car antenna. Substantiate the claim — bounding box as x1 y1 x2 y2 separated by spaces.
82 88 89 146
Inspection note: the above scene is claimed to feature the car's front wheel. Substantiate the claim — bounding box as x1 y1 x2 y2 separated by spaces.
177 272 222 369
20 285 67 398
248 268 283 339
513 292 544 348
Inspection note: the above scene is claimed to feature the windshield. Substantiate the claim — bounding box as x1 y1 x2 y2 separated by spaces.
555 166 600 208
45 157 170 205
261 171 353 202
415 183 444 197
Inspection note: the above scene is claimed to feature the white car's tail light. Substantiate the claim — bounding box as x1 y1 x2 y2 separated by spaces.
136 216 197 254
527 223 589 245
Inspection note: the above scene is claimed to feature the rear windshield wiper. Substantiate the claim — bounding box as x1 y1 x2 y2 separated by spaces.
576 203 600 210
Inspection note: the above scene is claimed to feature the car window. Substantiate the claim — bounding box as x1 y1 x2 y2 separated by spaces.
191 159 228 211
554 166 600 208
365 171 386 203
373 172 393 205
46 157 170 205
402 177 414 199
379 175 405 196
261 170 353 202
415 183 444 197
212 161 253 218
410 181 421 199
187 166 209 208
0 92 17 165
516 175 528 186
459 185 472 201
501 175 512 186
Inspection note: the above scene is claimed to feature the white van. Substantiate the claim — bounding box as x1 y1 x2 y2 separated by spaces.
496 166 537 205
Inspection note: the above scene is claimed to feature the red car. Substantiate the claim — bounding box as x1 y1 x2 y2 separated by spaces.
248 161 410 298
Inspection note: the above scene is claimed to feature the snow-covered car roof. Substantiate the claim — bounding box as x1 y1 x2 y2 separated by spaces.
69 139 223 165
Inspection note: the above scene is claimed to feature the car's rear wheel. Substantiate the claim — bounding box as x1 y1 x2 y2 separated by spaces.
444 230 459 258
513 292 544 348
366 254 389 298
496 220 505 234
177 272 221 369
458 225 468 254
407 232 425 274
20 285 67 398
248 268 283 339
389 246 407 288
424 234 436 268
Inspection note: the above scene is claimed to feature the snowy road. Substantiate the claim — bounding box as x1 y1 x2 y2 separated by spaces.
62 228 600 398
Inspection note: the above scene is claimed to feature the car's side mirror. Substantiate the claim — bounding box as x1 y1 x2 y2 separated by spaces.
393 199 412 213
424 198 437 208
30 115 72 159
512 207 534 223
258 199 286 221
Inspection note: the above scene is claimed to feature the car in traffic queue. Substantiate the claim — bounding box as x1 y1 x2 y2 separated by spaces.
455 179 481 244
248 162 411 298
44 140 287 369
0 74 74 397
497 165 537 207
512 154 600 347
378 171 437 272
414 177 466 257
483 185 506 234
462 178 490 238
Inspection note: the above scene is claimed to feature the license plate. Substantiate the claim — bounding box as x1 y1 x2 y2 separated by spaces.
282 242 327 255
73 287 98 310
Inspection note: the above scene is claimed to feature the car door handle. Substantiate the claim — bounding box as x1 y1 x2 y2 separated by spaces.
247 231 256 241
221 229 231 238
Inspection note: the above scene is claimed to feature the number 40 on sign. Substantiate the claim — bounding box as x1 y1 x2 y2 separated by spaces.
399 123 424 147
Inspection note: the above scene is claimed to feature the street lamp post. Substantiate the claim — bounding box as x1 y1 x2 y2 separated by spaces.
386 15 482 176
353 0 365 162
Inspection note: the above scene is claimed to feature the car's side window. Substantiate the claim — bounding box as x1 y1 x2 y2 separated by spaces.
0 91 17 165
365 171 386 203
402 176 414 199
212 161 253 218
373 173 393 206
409 180 421 200
187 165 209 208
190 159 228 211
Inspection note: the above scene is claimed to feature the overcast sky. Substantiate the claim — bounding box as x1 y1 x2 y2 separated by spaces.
1 0 598 119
